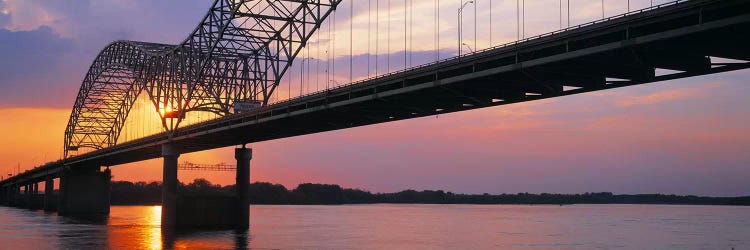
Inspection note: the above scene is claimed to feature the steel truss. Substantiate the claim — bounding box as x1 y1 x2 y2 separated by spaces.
178 161 237 172
64 0 341 157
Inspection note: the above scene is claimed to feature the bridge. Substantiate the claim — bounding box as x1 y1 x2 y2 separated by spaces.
1 0 750 230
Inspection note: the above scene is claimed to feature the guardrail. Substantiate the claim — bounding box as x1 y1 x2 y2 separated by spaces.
266 0 693 105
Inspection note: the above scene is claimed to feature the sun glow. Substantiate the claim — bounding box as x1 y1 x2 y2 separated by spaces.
116 94 224 144
158 101 183 119
146 206 163 250
158 102 173 117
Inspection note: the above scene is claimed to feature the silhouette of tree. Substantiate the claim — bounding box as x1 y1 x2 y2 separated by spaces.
108 180 749 206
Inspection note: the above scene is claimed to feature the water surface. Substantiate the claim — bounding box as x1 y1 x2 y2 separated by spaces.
0 204 747 249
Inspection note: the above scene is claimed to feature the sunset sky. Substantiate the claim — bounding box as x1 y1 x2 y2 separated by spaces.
0 0 748 196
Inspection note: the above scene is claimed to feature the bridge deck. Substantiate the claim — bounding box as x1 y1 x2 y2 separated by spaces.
4 0 750 186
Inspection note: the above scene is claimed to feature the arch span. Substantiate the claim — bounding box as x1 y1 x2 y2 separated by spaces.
64 0 342 157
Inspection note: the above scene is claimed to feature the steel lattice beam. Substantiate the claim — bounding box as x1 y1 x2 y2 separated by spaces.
178 161 237 171
64 0 342 158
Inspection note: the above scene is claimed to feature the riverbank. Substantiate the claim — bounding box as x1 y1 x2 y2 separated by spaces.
110 179 750 206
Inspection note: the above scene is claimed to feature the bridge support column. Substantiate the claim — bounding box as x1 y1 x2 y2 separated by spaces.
235 146 252 230
3 186 9 206
6 186 11 206
4 186 9 205
2 186 8 206
15 185 21 207
31 182 40 209
24 184 31 208
44 177 56 212
58 167 111 215
8 185 17 206
3 187 8 205
161 143 179 230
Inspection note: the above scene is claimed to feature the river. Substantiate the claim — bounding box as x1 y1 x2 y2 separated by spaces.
0 204 747 249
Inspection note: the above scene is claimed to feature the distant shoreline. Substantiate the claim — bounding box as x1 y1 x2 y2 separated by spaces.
109 202 750 207
110 179 750 206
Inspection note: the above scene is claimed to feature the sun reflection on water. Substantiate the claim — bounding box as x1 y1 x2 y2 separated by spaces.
146 206 162 249
106 205 244 249
104 206 164 249
4 204 744 249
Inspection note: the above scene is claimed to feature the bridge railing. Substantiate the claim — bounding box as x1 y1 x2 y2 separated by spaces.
266 0 692 107
161 0 701 143
464 0 693 58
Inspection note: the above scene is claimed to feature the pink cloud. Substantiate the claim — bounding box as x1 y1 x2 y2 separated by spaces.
615 83 721 107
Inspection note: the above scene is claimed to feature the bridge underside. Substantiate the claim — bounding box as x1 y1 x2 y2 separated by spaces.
58 0 750 169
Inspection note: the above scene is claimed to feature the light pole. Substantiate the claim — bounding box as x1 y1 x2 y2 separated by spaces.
329 79 341 88
300 57 314 96
462 43 474 53
458 0 474 56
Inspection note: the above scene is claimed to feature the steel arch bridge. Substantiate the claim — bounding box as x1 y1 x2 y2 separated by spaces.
64 0 341 157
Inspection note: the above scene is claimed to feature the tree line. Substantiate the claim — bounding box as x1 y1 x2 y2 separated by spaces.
110 179 750 206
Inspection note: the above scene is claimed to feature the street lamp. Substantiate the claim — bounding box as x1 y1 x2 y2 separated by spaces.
462 43 474 53
300 57 314 96
329 79 341 88
458 0 474 56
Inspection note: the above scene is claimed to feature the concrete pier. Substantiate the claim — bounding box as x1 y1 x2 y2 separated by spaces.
44 177 56 212
174 146 253 230
235 146 252 230
14 185 20 207
28 182 43 209
161 143 180 230
176 195 237 228
24 184 30 208
57 167 111 215
9 185 17 206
